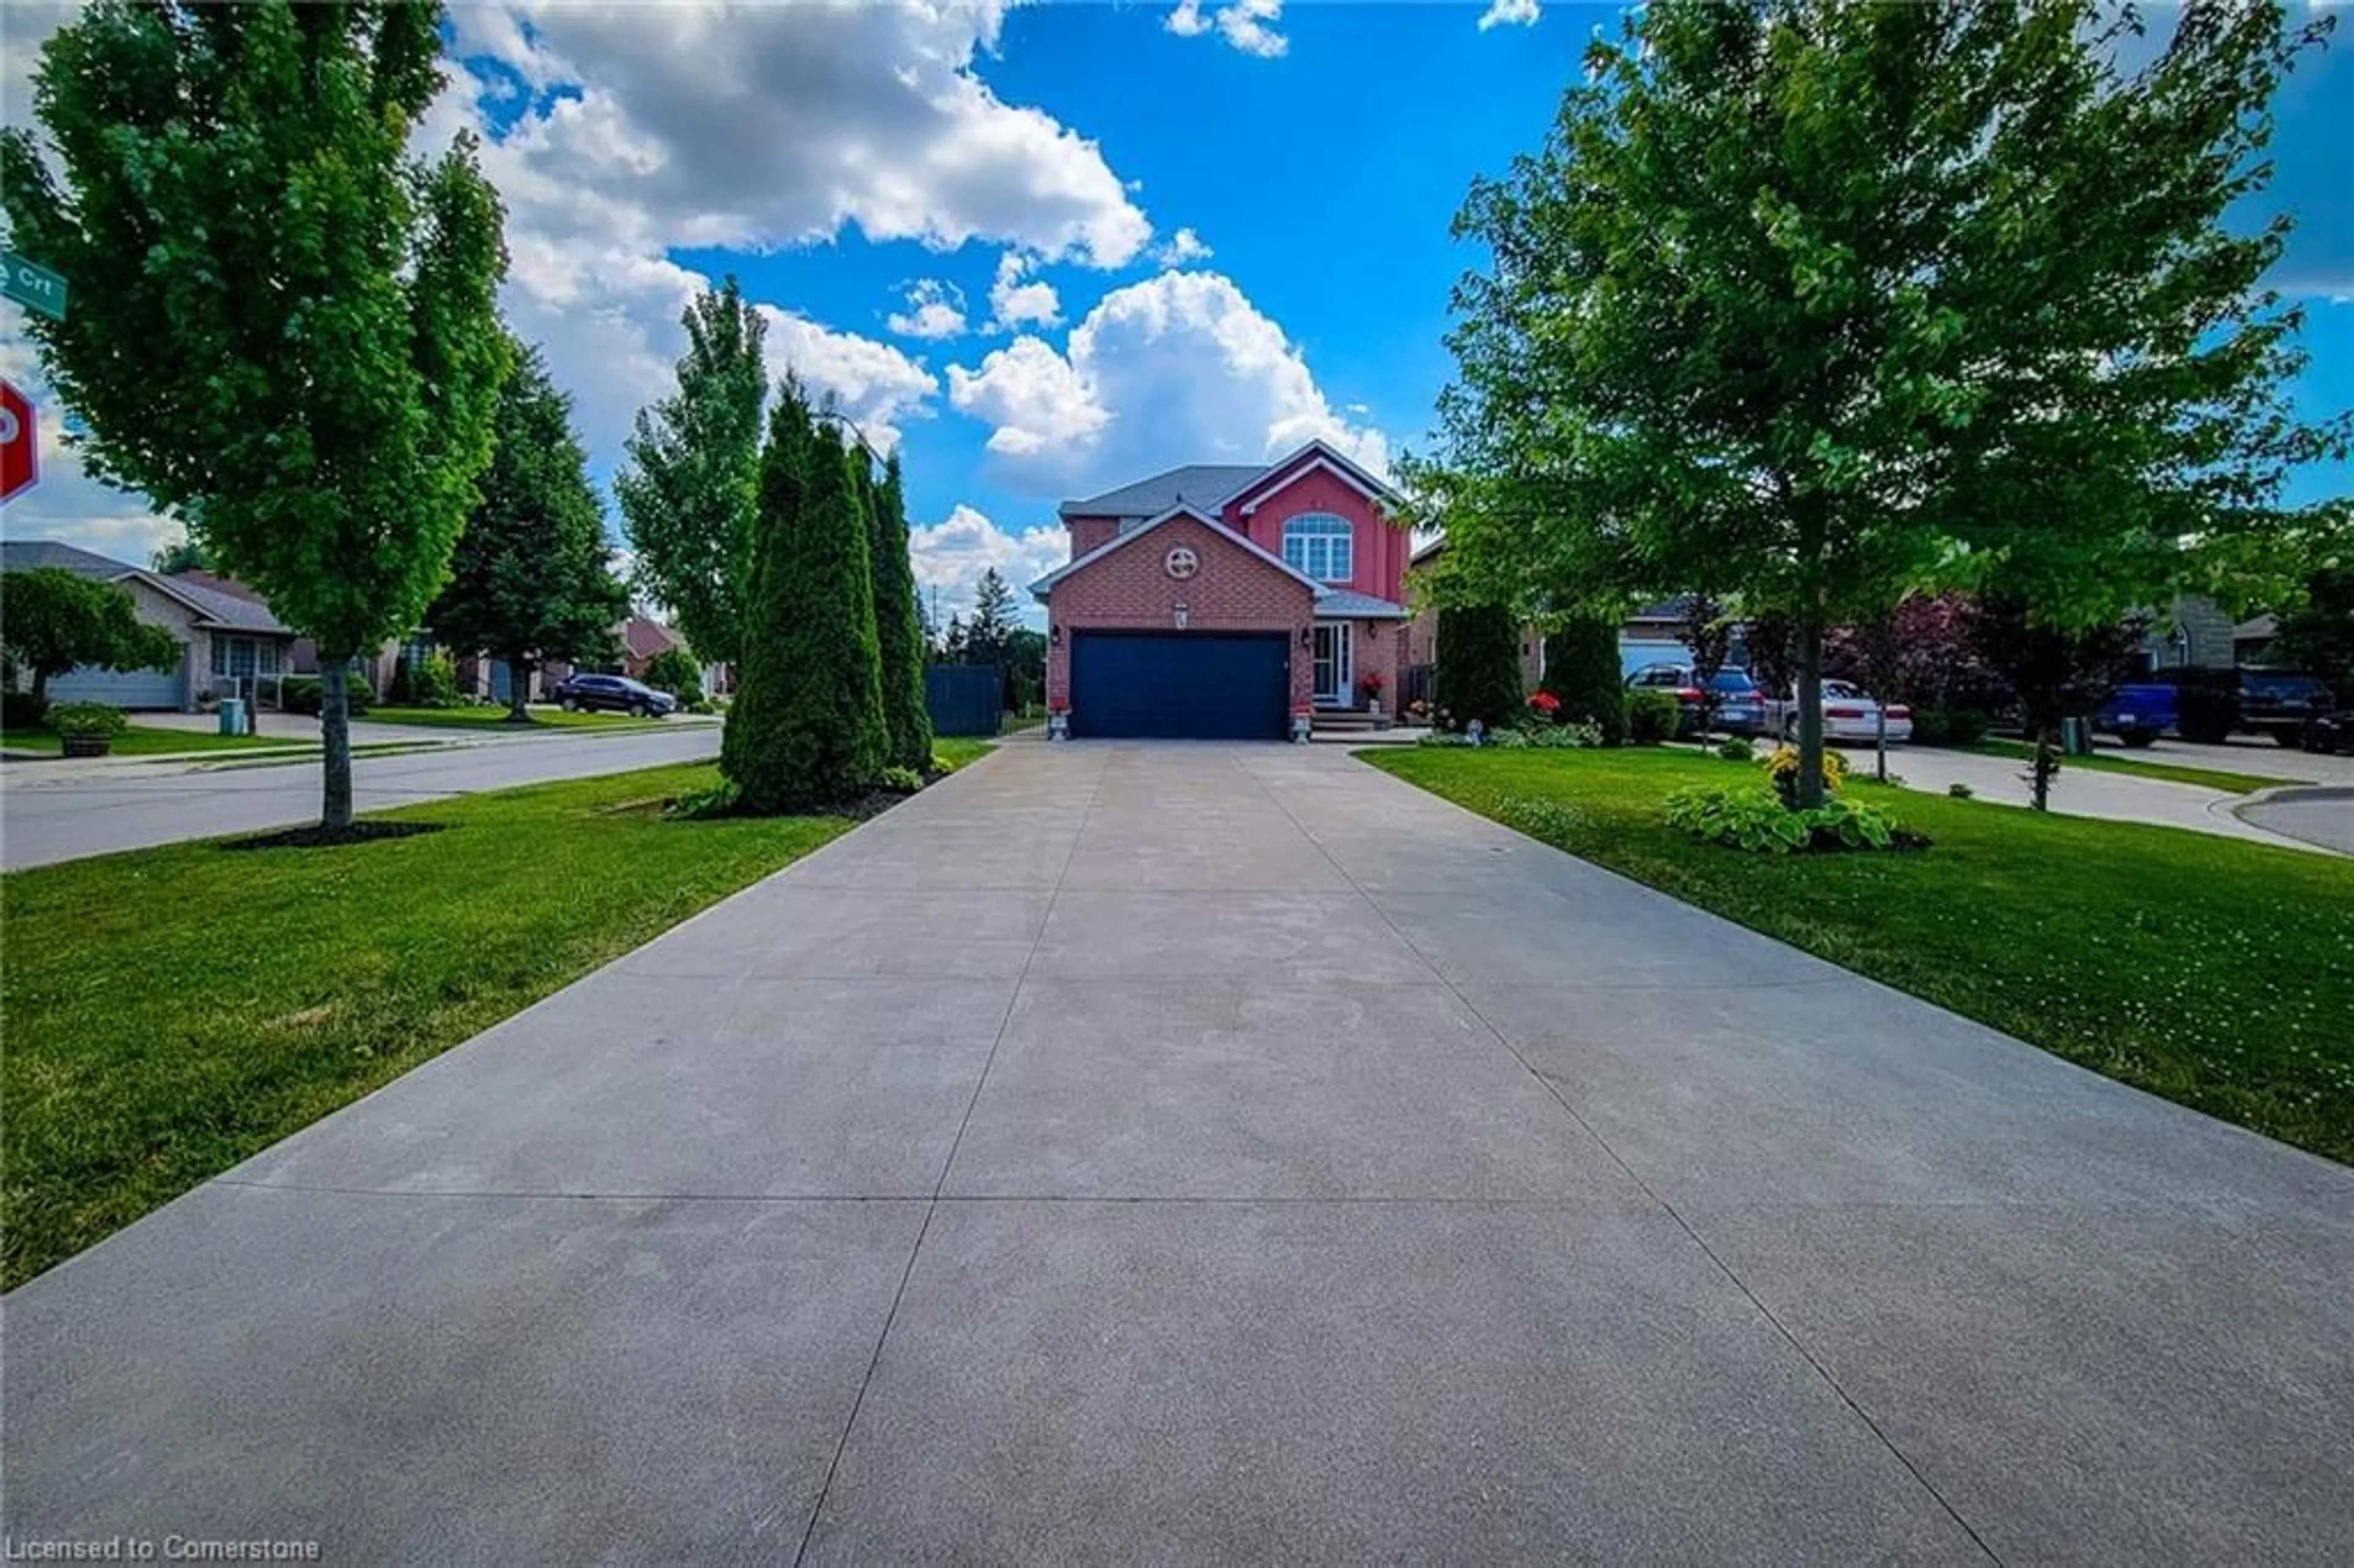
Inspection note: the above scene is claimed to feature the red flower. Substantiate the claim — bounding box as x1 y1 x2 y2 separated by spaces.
1359 669 1387 695
1048 698 1070 713
1528 691 1561 714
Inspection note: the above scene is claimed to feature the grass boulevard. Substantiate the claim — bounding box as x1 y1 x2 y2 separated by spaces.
1369 745 2354 1168
0 744 989 1288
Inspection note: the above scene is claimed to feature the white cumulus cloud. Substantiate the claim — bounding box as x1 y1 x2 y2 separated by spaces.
988 253 1063 331
947 338 1111 456
1478 0 1542 31
760 308 940 456
1155 227 1215 267
907 503 1065 626
1165 0 1288 58
6 1 1164 550
887 280 970 340
946 270 1388 494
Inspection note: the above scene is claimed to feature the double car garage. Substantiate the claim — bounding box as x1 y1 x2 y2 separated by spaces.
1067 631 1292 741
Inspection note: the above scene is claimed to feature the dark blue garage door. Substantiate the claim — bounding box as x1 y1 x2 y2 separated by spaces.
1070 631 1289 740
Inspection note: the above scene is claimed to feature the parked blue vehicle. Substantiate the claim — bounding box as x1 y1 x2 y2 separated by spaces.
2093 683 2177 748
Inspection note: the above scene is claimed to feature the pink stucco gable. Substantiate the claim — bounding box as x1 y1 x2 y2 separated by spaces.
1216 455 1403 605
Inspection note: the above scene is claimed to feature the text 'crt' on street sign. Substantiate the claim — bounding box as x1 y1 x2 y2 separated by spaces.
2 253 69 322
1 381 39 506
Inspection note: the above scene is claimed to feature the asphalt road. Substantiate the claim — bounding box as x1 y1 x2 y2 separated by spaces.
2241 789 2354 854
0 726 721 870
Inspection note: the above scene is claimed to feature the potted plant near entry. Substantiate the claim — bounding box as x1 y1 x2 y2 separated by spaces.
50 701 129 758
1291 701 1316 744
1359 668 1387 728
1047 696 1071 740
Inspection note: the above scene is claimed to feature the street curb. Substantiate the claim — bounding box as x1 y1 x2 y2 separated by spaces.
2222 783 2353 857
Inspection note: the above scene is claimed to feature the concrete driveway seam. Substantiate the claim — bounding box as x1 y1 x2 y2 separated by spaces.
1240 748 2008 1566
788 740 1106 1567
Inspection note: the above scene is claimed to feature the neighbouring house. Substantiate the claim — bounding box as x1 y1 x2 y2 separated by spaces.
1 539 298 710
544 617 726 699
1400 538 1547 702
619 615 680 678
1029 440 1411 739
2136 593 2241 672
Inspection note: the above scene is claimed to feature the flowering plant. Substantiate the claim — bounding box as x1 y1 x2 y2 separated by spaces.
1526 690 1562 717
1762 743 1846 806
1359 669 1386 697
1048 698 1070 714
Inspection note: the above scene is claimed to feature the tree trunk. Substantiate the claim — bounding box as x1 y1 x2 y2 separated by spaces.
1873 706 1887 783
30 666 50 705
321 653 354 831
506 655 531 722
2031 722 2059 812
1796 614 1826 810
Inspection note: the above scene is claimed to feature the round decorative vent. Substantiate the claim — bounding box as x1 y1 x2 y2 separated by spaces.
1165 546 1200 580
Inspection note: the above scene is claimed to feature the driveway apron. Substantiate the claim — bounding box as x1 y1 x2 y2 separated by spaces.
6 741 2348 1564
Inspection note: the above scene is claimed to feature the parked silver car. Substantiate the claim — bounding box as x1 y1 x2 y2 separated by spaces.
1766 680 1913 743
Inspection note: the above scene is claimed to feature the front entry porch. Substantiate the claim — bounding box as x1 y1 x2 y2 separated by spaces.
1311 621 1354 707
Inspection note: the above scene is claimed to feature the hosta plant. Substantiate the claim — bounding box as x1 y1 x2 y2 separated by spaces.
1664 785 1915 855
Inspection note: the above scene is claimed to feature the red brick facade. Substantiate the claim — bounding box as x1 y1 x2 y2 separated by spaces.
1044 514 1317 713
1067 517 1120 556
1040 444 1415 731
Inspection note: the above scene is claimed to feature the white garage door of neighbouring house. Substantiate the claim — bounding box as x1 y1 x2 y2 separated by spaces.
47 650 188 710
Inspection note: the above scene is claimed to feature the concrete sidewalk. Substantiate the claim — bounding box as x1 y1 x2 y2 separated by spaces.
6 742 2347 1562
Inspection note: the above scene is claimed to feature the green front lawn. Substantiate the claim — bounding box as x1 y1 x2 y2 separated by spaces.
1955 738 2299 795
364 704 688 733
932 737 994 771
1 763 847 1288
2 725 299 756
1367 746 2354 1165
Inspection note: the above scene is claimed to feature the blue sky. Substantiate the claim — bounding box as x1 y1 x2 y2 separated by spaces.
3 1 2348 629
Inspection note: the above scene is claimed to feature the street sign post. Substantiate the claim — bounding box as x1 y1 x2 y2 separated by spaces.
1 253 69 322
0 381 39 505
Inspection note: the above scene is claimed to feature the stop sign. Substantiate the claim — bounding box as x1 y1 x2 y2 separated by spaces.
0 380 36 505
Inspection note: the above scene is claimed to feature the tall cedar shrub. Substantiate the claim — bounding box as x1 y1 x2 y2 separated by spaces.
867 454 934 769
1434 604 1525 730
1541 614 1628 744
722 388 888 812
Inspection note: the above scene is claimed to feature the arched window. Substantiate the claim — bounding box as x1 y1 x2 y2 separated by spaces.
1281 512 1354 583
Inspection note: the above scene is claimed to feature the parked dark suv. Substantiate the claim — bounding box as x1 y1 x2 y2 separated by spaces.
550 673 677 718
2238 670 2335 748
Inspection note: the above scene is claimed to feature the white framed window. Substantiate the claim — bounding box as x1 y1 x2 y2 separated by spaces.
1281 512 1354 582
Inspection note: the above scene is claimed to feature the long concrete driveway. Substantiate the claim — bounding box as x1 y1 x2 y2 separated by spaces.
6 742 2348 1562
0 722 720 868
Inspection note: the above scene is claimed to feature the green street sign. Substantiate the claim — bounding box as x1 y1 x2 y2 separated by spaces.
2 253 69 322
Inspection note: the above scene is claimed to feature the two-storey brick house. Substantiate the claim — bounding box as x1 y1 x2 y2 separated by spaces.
1029 441 1409 739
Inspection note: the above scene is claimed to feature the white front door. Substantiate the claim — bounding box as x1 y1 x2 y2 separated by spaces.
1312 623 1352 706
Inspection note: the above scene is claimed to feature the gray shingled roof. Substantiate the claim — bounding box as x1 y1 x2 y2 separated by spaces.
1313 587 1411 620
154 574 293 634
0 539 292 633
0 538 139 577
1057 465 1263 520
